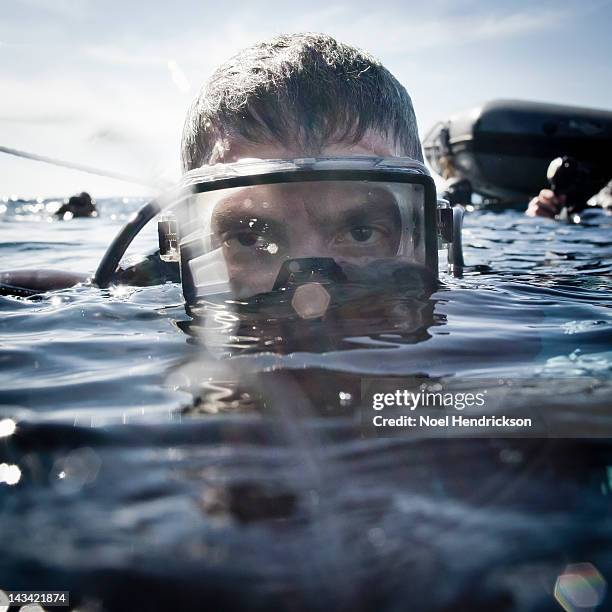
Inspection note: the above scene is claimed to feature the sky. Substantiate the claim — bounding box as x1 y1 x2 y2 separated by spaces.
1 0 611 197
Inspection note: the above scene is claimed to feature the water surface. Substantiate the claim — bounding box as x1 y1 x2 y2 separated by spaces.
1 198 611 611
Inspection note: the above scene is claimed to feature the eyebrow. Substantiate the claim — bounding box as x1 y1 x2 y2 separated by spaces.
210 183 400 232
315 199 400 227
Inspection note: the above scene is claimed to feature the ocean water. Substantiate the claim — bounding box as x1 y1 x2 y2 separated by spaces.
0 197 611 611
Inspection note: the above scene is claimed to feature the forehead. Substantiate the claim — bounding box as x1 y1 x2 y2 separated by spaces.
211 130 401 164
210 181 399 222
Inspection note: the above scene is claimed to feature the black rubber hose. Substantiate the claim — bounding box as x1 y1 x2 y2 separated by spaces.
94 199 162 288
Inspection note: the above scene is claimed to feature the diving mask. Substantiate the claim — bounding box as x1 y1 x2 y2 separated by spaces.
95 157 463 304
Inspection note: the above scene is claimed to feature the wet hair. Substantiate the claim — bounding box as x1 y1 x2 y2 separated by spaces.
181 33 423 171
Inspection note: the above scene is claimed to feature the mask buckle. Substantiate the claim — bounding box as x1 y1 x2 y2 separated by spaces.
158 213 179 262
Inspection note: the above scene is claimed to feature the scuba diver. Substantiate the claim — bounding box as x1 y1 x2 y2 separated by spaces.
54 191 97 219
0 33 463 313
526 157 612 219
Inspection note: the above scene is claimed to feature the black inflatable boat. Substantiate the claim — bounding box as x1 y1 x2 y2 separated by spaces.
423 99 612 204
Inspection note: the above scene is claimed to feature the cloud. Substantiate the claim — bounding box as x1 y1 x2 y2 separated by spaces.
12 0 94 21
89 4 575 81
308 5 573 56
0 0 606 197
0 113 79 125
85 45 168 67
469 8 568 39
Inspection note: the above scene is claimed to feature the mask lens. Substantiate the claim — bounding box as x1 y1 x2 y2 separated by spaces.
178 179 426 301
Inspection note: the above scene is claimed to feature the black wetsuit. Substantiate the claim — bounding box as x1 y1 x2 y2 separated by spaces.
54 202 97 218
113 252 180 286
0 252 179 297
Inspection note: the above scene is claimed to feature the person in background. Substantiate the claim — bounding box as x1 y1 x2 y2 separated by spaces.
55 192 97 219
526 157 611 218
526 182 612 218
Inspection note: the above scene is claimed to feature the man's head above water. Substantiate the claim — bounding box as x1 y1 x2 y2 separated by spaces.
177 34 432 301
181 33 422 168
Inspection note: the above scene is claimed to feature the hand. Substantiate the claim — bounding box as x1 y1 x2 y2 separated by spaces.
526 189 566 218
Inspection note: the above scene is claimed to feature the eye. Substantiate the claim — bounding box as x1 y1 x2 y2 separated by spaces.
224 232 280 254
350 226 375 242
236 232 259 247
336 225 385 246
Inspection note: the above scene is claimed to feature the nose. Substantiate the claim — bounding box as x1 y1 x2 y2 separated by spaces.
289 228 331 259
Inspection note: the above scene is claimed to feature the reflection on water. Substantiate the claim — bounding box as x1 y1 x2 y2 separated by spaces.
0 200 611 610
